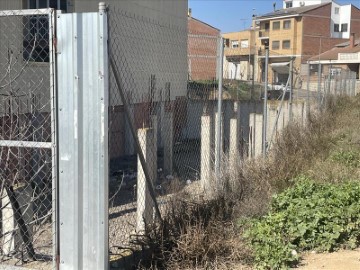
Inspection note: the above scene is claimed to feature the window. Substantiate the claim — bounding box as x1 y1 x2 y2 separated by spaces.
231 40 239 48
224 38 230 47
272 40 280 50
282 40 291 49
334 23 340 32
341 23 348 32
25 0 67 62
273 21 280 30
283 20 291 29
28 0 67 11
265 22 270 30
286 1 293 8
334 7 340 14
330 68 341 76
240 39 249 48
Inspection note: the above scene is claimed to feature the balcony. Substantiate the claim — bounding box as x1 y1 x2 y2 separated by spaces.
224 46 255 58
259 29 269 38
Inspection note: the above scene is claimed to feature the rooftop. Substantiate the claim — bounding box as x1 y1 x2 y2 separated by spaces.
256 2 330 20
308 45 360 61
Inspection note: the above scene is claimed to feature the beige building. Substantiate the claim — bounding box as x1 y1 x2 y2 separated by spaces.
223 28 258 81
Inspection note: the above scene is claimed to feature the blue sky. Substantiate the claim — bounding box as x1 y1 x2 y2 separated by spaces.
188 0 360 33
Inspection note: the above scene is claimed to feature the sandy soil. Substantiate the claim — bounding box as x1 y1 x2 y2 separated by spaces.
295 249 360 270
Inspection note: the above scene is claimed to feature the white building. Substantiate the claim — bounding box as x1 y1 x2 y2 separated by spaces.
283 0 332 9
331 2 352 39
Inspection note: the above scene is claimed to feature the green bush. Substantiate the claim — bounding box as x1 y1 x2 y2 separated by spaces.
245 178 360 269
330 150 360 168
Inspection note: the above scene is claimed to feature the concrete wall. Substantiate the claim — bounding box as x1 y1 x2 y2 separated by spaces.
0 0 25 10
75 0 188 103
0 11 51 115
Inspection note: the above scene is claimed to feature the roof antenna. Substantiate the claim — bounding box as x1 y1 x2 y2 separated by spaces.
273 2 276 11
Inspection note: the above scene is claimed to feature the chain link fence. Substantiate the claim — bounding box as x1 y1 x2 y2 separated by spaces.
0 9 56 270
108 5 187 259
1 4 358 270
106 8 360 266
107 6 228 265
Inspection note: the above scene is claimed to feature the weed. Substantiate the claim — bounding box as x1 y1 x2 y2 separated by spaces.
330 150 360 168
245 179 360 269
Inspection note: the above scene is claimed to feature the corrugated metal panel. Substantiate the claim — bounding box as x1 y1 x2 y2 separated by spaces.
57 5 109 270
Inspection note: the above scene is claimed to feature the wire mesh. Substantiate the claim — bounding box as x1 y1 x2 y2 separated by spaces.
106 6 359 267
107 7 226 264
0 9 56 270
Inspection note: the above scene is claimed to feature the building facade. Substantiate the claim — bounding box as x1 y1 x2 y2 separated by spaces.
223 28 258 81
308 34 360 78
188 11 220 81
256 1 360 87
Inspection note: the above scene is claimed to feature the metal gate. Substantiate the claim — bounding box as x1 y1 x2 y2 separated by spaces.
0 8 57 270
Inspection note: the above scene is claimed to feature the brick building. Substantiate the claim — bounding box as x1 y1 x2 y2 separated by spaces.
188 10 220 81
308 34 360 79
255 1 360 86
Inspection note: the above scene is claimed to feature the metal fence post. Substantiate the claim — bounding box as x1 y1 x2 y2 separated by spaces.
262 46 269 157
215 37 224 191
289 58 293 122
306 62 311 119
57 5 109 269
317 63 322 111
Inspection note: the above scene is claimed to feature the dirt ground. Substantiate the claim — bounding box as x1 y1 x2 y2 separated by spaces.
294 249 360 270
230 249 360 270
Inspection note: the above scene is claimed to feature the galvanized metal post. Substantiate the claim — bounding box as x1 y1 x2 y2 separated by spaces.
57 4 109 269
289 58 293 122
48 8 59 268
306 62 311 119
215 37 224 191
317 63 322 111
262 46 269 157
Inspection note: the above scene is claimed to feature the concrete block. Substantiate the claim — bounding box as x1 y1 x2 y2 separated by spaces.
229 118 239 185
1 185 33 256
163 111 173 176
254 114 263 158
136 128 155 233
201 115 212 192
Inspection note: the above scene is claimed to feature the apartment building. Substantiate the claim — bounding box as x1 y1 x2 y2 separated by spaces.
223 28 258 81
256 1 360 86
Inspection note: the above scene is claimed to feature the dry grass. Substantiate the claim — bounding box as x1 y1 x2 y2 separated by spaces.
134 95 360 270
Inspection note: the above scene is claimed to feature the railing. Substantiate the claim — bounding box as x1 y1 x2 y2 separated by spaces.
259 29 269 38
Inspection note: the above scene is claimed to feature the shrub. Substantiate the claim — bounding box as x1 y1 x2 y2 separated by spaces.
330 150 360 168
245 178 360 269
